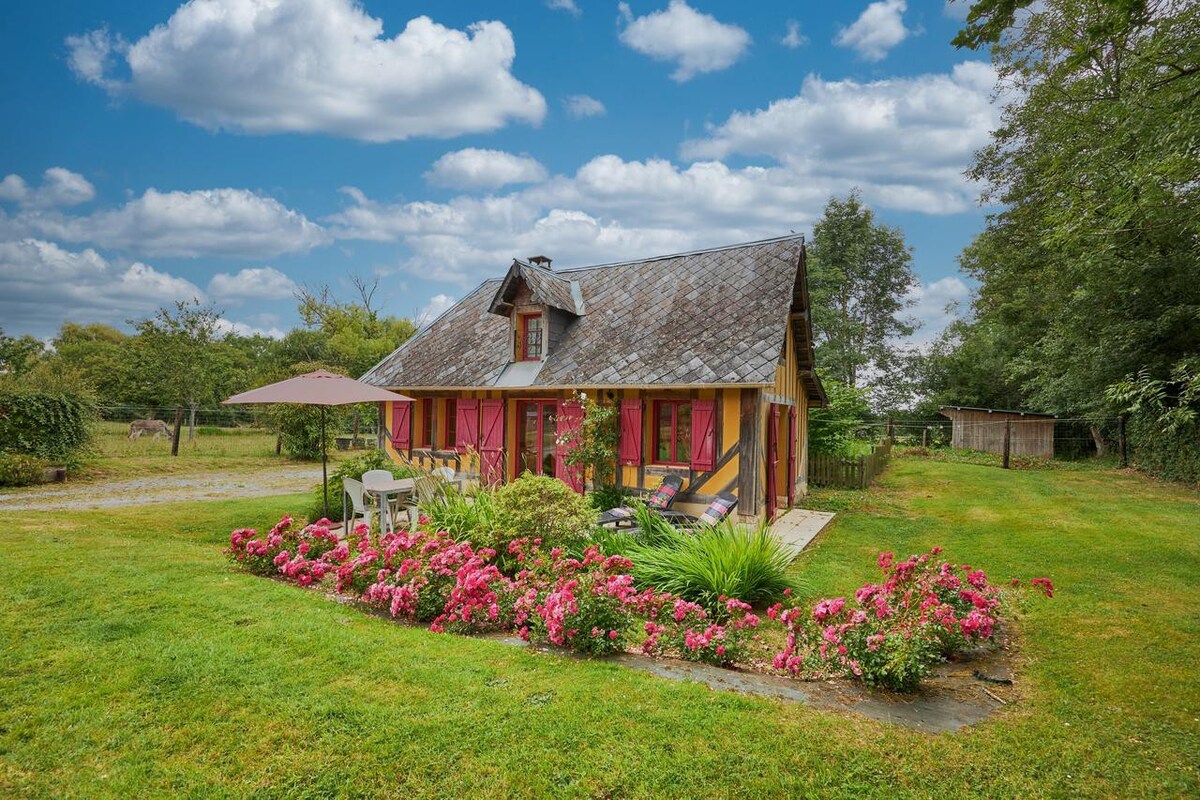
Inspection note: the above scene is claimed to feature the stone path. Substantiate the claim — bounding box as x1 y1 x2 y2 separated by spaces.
771 508 837 553
0 466 322 511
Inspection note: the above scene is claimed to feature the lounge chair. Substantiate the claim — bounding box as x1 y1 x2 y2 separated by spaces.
654 491 739 529
597 474 684 528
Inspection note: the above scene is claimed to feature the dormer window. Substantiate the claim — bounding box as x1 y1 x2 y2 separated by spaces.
519 312 543 361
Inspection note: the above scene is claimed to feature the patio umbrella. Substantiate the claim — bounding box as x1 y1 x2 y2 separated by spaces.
223 370 411 518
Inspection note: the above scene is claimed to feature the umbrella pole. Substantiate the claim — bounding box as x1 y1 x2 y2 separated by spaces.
321 406 329 519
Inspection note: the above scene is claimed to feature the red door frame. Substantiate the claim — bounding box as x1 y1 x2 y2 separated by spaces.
787 405 798 508
515 399 558 478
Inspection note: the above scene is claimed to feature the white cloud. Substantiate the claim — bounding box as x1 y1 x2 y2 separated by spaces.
835 0 910 61
208 267 298 302
213 317 287 339
328 153 824 285
682 62 1000 214
65 28 124 91
564 94 607 119
425 149 549 191
5 187 328 258
0 168 96 208
0 238 203 337
417 293 457 326
904 275 971 345
781 20 808 49
547 0 582 16
617 1 751 81
943 1 970 21
67 0 546 142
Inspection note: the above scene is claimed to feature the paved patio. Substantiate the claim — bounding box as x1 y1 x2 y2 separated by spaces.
771 508 836 554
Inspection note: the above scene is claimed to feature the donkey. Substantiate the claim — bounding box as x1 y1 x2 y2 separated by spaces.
129 419 173 441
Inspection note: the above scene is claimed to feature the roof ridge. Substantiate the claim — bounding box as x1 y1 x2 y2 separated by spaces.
549 233 805 274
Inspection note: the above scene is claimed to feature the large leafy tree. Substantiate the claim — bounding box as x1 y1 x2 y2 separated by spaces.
131 300 231 454
949 0 1200 415
295 278 417 378
807 191 919 406
0 327 45 377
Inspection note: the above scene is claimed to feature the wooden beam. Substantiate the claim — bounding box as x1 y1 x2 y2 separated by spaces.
737 388 760 516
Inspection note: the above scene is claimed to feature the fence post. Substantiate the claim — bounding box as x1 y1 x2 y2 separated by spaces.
1002 418 1011 469
1119 414 1128 468
922 427 928 447
858 454 866 488
887 417 894 440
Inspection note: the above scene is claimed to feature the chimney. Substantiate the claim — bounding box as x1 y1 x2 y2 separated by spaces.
528 255 552 270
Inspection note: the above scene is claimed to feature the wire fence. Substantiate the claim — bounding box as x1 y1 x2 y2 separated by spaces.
95 403 382 438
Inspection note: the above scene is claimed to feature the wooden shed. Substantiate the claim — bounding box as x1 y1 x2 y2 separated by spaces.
938 406 1056 459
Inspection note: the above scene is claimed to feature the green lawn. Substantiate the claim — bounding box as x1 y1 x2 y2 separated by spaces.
2 458 1197 797
72 421 341 482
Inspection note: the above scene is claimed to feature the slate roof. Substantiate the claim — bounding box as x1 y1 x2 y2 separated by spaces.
490 260 585 316
362 235 823 398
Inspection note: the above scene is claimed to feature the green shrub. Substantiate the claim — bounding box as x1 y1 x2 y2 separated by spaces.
269 404 346 460
586 484 632 512
626 520 804 612
1129 414 1200 485
0 387 96 466
309 449 419 521
494 473 595 548
0 453 46 487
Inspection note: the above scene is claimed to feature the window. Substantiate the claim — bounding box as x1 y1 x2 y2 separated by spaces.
443 398 457 449
419 398 433 447
519 313 543 361
653 400 691 465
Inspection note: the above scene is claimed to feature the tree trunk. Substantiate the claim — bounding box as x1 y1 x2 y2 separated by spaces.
1090 425 1108 457
171 407 184 457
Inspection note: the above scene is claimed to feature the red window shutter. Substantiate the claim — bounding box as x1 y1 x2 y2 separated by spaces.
555 399 585 493
619 399 643 466
787 405 798 507
455 399 479 453
479 399 505 486
391 401 412 452
690 399 716 471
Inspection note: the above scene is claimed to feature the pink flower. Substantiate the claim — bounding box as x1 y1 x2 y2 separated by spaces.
878 552 894 570
812 597 845 622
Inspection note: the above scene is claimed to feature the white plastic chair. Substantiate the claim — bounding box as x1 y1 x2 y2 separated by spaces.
342 477 372 536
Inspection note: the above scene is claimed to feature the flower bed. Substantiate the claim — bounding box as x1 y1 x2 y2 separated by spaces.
225 518 1053 692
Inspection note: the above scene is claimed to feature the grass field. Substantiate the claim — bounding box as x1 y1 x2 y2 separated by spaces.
1 458 1197 797
73 421 317 481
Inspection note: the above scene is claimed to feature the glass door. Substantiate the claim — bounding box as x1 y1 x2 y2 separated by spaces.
518 400 557 478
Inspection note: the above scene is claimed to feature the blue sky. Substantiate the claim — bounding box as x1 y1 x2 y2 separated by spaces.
0 0 992 341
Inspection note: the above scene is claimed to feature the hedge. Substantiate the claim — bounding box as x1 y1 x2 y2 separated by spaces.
0 388 95 466
1129 414 1200 486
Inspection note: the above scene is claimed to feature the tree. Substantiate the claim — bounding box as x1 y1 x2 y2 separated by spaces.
131 301 229 454
807 192 919 405
808 378 872 455
295 279 417 378
0 327 45 377
48 323 136 406
913 318 1030 416
948 0 1200 416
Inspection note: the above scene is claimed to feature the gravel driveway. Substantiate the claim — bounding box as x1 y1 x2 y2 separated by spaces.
0 466 323 511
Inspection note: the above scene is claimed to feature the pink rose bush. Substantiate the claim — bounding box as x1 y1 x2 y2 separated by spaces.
226 517 1052 692
769 547 1009 690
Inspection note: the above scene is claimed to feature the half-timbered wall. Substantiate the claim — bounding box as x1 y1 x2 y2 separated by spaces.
381 378 810 523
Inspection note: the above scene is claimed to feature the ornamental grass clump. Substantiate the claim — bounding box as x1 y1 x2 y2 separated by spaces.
626 520 804 612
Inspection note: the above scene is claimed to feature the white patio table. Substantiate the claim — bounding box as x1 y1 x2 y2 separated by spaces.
361 475 415 534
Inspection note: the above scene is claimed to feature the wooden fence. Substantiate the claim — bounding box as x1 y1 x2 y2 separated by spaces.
810 438 893 489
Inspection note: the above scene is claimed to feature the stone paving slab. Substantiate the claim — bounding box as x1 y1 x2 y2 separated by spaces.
771 508 837 554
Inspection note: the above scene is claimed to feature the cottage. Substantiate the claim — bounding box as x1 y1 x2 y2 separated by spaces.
361 235 826 523
938 406 1056 459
